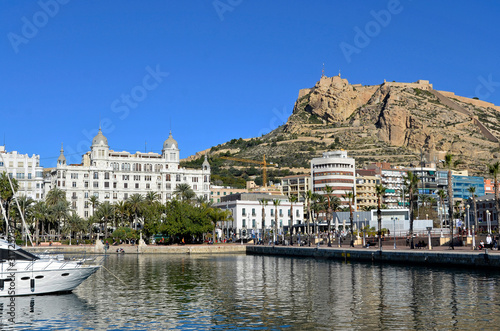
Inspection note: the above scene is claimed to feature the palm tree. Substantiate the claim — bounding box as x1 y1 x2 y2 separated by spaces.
114 200 128 228
468 186 477 234
437 189 447 228
272 199 281 244
97 201 114 239
302 190 314 235
32 201 49 243
127 193 144 230
375 184 386 248
258 198 268 243
403 171 419 249
89 195 99 217
488 161 500 226
145 191 160 204
444 153 459 249
288 195 298 245
343 190 356 245
209 208 233 243
174 183 195 202
311 194 325 237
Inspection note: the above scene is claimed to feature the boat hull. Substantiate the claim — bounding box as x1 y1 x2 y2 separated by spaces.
0 263 100 297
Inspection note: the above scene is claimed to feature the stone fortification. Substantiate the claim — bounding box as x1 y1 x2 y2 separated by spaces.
438 90 500 112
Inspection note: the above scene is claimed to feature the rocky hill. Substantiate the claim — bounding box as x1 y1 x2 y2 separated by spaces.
183 75 500 185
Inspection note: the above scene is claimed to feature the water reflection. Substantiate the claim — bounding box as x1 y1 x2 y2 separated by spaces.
0 254 499 330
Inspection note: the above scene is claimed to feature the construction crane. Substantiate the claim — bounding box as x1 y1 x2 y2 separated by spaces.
220 154 277 188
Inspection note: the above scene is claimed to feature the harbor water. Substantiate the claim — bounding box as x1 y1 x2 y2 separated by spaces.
0 253 499 330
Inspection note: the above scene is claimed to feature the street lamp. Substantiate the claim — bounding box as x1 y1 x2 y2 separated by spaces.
392 217 396 249
466 204 470 237
426 226 432 250
362 221 366 247
486 210 491 234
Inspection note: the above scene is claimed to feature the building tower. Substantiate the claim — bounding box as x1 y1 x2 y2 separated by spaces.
57 143 66 166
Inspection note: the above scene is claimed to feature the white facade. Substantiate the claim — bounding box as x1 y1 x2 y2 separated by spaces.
381 168 407 209
45 130 210 218
214 195 304 239
0 146 45 201
311 151 356 208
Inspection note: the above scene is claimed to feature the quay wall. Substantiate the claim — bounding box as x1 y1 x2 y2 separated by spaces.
247 246 500 269
26 244 247 255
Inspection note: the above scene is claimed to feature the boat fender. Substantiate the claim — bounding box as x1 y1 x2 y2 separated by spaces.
0 279 4 291
30 279 35 292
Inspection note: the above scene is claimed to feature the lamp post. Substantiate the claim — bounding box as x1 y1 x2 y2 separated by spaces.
487 210 491 234
472 225 476 250
427 226 432 250
466 204 470 237
392 217 396 249
362 221 366 248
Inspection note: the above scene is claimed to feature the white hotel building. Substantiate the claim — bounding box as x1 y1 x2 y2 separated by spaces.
311 150 356 208
45 129 211 218
0 146 45 201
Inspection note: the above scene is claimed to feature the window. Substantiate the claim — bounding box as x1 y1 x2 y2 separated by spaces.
271 209 274 216
192 177 198 182
84 201 89 208
124 183 128 189
113 193 117 199
84 192 89 198
84 181 89 188
28 173 32 179
242 208 246 216
72 182 77 188
165 174 171 181
242 219 246 227
84 211 89 217
193 185 197 190
104 172 110 180
176 175 181 182
296 210 300 217
93 172 99 179
135 183 139 189
279 210 283 217
113 182 117 189
104 182 109 188
93 182 98 188
146 184 150 189
166 183 171 189
123 175 129 180
134 175 141 181
252 208 256 216
72 201 76 209
145 175 152 181
252 219 256 228
36 171 43 178
16 173 25 179
124 193 128 199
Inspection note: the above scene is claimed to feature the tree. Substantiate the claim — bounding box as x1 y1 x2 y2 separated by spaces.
272 199 281 244
403 171 419 249
288 195 298 245
437 189 447 228
488 161 500 226
444 153 459 249
343 190 356 245
97 201 114 239
209 208 233 243
468 186 477 234
174 183 195 202
259 198 268 243
89 195 99 217
375 184 386 248
0 172 19 235
302 190 313 235
127 193 144 230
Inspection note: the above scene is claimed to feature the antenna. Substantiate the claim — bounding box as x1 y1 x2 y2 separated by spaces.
145 141 147 153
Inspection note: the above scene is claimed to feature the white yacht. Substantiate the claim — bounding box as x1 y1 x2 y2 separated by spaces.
0 240 101 296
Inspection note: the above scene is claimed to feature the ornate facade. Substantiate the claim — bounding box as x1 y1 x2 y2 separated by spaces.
45 129 210 218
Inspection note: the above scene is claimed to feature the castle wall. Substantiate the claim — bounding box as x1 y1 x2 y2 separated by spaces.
438 90 500 111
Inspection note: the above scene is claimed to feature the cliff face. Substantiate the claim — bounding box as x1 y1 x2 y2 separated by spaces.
282 76 500 170
200 76 500 177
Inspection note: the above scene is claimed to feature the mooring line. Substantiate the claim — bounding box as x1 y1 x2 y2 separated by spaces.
101 265 128 286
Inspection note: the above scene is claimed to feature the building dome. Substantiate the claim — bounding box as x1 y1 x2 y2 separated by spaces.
163 131 178 150
92 128 108 147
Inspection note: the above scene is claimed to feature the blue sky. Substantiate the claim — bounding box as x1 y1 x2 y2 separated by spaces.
1 0 499 167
